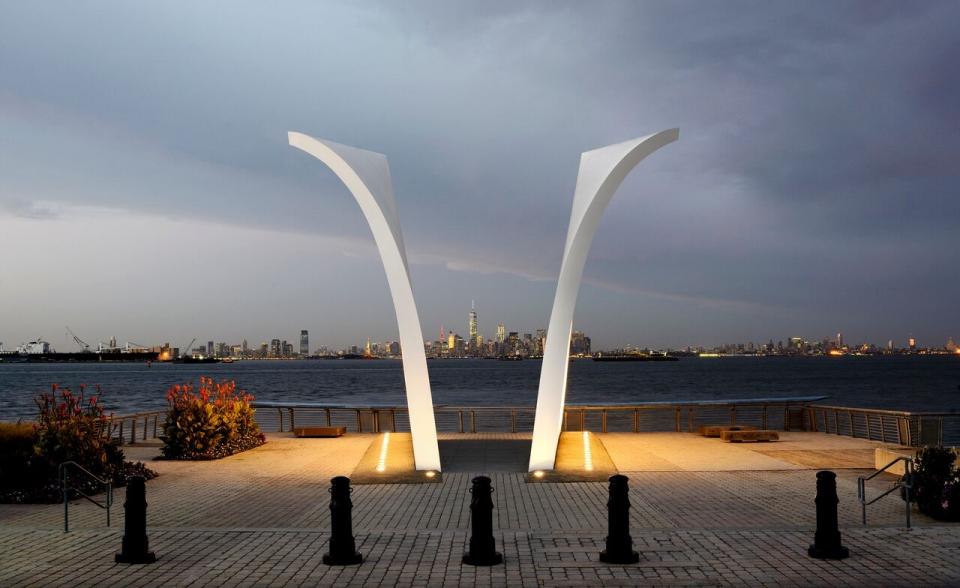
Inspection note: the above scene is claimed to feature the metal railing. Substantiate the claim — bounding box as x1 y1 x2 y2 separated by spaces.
103 398 960 448
102 411 165 445
858 456 913 528
59 461 112 533
250 396 828 435
807 404 960 447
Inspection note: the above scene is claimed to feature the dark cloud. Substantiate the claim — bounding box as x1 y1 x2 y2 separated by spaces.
0 1 957 347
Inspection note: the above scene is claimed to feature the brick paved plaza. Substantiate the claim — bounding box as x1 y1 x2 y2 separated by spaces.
2 432 959 586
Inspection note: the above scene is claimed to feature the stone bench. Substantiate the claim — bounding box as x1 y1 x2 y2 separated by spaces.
293 426 346 438
721 429 779 443
698 425 757 438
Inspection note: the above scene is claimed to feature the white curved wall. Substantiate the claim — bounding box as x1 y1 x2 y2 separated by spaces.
528 129 680 472
288 132 441 471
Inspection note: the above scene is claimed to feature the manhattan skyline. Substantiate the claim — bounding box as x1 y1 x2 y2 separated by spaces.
2 2 958 349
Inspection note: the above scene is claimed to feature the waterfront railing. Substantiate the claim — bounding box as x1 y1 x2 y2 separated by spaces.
102 397 960 448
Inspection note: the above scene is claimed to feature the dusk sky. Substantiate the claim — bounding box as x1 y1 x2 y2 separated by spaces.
1 1 958 351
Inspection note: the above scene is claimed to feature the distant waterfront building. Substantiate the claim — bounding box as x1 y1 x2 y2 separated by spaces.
207 341 214 357
496 323 505 344
468 301 478 354
570 331 591 356
270 339 281 358
300 330 309 356
282 341 294 357
909 337 917 351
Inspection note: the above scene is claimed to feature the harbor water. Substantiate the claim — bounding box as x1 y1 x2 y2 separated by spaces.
1 355 958 421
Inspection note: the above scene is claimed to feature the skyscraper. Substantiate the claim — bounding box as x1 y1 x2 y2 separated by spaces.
496 322 505 344
300 330 309 356
468 301 478 341
468 301 478 355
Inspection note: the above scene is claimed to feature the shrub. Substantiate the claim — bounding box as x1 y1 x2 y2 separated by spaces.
0 423 40 491
0 385 157 504
907 446 960 521
161 377 264 460
34 384 122 479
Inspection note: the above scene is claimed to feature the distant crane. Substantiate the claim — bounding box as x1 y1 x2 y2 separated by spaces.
65 326 91 352
181 337 196 358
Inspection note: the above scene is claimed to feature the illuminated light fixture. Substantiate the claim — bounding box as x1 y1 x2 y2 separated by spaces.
375 432 390 473
582 431 594 471
425 470 436 478
529 129 679 472
533 470 545 479
289 132 441 472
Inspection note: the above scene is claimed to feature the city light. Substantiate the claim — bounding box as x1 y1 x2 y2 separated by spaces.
376 432 390 472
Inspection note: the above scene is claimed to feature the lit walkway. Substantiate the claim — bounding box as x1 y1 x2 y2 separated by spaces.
1 432 956 586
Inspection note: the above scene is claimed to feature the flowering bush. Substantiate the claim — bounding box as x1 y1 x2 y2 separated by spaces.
161 377 264 459
33 385 121 477
0 385 157 504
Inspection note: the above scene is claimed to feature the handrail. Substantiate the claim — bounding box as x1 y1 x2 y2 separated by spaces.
252 396 828 410
59 461 112 533
810 404 960 417
858 456 913 528
250 398 824 435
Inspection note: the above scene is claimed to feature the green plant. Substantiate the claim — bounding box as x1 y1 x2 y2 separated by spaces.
161 377 264 459
908 446 960 521
1 385 157 504
33 384 124 479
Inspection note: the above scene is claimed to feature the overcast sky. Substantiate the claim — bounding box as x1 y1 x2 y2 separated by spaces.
1 1 958 351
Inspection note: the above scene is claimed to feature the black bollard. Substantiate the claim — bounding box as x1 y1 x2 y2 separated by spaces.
599 474 639 564
115 476 156 564
463 476 503 566
808 470 849 559
323 476 363 565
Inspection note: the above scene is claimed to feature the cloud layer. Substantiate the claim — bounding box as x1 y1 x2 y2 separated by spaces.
1 1 957 348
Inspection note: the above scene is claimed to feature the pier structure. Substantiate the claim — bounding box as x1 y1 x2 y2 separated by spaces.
2 424 957 585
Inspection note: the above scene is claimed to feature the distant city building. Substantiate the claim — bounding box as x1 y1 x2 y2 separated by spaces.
468 301 478 354
207 341 214 356
270 339 281 358
496 323 505 344
300 330 309 355
909 337 917 351
570 331 591 356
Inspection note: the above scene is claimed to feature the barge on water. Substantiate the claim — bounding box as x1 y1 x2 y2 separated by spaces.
593 353 678 362
1 351 160 362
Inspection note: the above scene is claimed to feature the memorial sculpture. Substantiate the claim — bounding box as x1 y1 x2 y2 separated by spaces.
529 129 679 471
289 132 442 472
